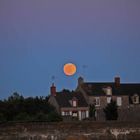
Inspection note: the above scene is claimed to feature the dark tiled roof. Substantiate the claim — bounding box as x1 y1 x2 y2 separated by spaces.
81 82 140 96
120 84 140 96
54 91 88 107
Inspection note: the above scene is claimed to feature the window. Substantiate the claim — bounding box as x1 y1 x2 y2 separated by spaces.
72 111 78 117
94 97 100 106
134 96 137 102
132 94 139 104
62 111 70 116
73 100 77 107
106 87 112 96
117 97 122 106
81 111 86 119
72 97 78 107
61 111 65 116
107 97 111 104
64 111 69 116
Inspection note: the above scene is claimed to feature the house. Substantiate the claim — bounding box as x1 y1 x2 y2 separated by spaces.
48 84 89 120
49 77 140 121
76 76 140 121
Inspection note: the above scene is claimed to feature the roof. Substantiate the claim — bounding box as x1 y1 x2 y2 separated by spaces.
54 90 88 108
81 82 140 96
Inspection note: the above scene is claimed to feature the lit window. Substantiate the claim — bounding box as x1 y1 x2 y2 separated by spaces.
73 101 76 107
107 97 111 104
61 111 65 116
117 97 122 106
72 97 78 107
72 111 78 117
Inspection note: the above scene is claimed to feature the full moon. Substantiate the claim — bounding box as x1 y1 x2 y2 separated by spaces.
63 63 77 76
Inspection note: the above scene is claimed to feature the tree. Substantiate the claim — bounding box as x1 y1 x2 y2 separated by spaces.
47 111 62 122
103 100 118 120
0 113 6 122
0 93 62 122
89 104 96 120
14 112 31 121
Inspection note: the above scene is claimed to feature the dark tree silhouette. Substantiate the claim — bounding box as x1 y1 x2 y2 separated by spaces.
103 100 118 120
0 92 62 122
89 104 96 120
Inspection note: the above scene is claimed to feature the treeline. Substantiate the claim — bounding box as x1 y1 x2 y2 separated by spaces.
0 92 62 122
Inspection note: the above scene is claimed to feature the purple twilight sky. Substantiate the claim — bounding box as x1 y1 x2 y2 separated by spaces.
0 0 140 99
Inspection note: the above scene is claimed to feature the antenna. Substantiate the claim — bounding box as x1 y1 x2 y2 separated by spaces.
51 75 55 83
82 65 88 78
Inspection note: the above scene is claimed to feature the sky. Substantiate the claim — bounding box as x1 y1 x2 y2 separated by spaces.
0 0 140 99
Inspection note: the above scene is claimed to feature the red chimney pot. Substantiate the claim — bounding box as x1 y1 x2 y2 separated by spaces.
114 77 120 87
50 83 56 96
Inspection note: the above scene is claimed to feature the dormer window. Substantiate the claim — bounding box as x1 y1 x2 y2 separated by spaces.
73 100 77 107
132 94 139 104
72 97 78 107
106 87 112 96
103 86 112 96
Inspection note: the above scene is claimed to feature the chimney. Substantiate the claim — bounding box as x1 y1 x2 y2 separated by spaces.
114 77 120 87
78 76 84 86
50 83 56 96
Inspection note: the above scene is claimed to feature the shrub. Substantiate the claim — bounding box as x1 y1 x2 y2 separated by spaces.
103 100 118 120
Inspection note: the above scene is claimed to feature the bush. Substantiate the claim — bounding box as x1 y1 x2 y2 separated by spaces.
14 112 31 121
47 111 62 122
34 112 48 121
89 104 96 120
103 100 118 120
0 113 6 122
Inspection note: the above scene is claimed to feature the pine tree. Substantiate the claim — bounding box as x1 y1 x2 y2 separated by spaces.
103 100 118 120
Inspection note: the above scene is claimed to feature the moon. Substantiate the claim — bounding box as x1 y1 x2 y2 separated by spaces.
63 63 77 76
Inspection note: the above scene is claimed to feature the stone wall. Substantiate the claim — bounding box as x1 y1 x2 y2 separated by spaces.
96 104 140 121
118 105 140 121
0 121 140 140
